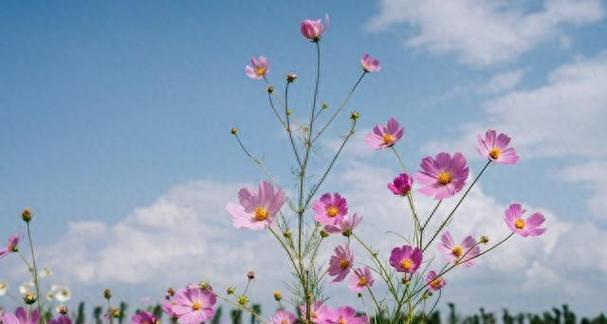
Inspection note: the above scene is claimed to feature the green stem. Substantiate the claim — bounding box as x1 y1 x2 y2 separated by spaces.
26 222 44 324
263 77 286 128
284 82 302 167
352 234 399 301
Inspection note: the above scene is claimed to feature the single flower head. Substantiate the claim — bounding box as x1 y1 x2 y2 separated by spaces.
504 203 546 237
438 231 480 267
416 152 469 200
49 314 72 324
389 245 422 274
388 173 413 196
477 129 519 164
1 308 40 324
366 118 404 150
361 54 381 73
226 181 285 230
328 245 354 282
131 311 159 324
171 285 216 324
426 271 446 291
328 306 368 324
324 213 362 236
270 310 296 324
300 14 329 41
348 267 374 293
245 56 269 80
299 302 332 324
312 192 348 226
0 235 20 259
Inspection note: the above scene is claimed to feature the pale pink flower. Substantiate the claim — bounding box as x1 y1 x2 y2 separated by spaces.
300 15 329 41
245 56 269 80
360 54 381 73
270 310 296 324
131 311 158 324
327 306 368 324
438 231 480 267
161 300 178 320
388 173 413 196
416 152 469 200
504 203 546 237
299 302 332 324
226 181 285 230
477 129 519 164
312 192 348 226
0 235 19 259
348 267 374 293
171 286 217 324
426 271 446 291
389 245 422 274
324 213 362 236
1 308 40 324
328 245 354 282
365 118 404 150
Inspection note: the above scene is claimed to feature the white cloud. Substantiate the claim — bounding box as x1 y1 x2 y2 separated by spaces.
368 0 604 66
482 69 526 94
561 162 607 219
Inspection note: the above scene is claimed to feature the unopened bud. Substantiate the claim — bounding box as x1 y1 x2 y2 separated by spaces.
57 305 69 315
103 288 112 300
266 85 274 94
230 127 238 135
321 103 329 110
286 73 297 83
319 230 329 238
22 209 32 223
247 271 256 280
286 109 293 117
342 229 352 237
226 287 236 295
24 292 37 305
350 112 360 121
283 230 292 239
237 295 249 307
357 292 363 298
111 308 121 318
401 277 410 285
273 290 282 301
199 282 210 290
480 236 489 244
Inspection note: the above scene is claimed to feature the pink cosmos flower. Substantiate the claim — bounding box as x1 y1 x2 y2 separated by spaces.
312 193 348 226
131 311 159 324
245 56 269 80
226 181 285 230
416 152 469 200
504 203 546 237
270 310 296 324
171 286 217 324
328 245 354 282
438 231 480 267
388 173 413 196
361 54 381 73
299 302 332 324
327 306 368 324
365 118 404 150
426 271 446 291
348 267 374 293
389 245 422 274
300 15 329 41
324 213 362 236
49 315 72 324
0 235 19 259
477 129 519 164
1 308 40 324
161 299 178 320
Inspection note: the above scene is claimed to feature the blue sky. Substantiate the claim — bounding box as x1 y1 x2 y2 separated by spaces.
1 0 607 318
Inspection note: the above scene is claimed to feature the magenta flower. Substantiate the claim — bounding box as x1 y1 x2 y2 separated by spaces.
270 310 296 324
49 315 72 324
171 286 217 324
348 267 374 293
161 300 178 320
1 308 40 324
131 311 159 324
226 181 285 230
245 56 269 80
389 245 422 274
416 152 469 200
365 118 404 150
324 213 362 236
426 271 446 291
477 129 519 164
299 302 332 324
388 173 413 196
438 231 480 267
312 192 348 226
361 54 381 73
327 306 368 324
0 235 19 259
328 245 354 282
300 15 329 42
504 203 546 237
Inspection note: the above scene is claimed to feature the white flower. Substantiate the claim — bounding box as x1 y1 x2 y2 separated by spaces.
0 281 8 296
19 282 35 295
50 285 72 302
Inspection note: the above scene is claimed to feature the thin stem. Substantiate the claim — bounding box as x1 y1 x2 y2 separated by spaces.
268 227 303 280
107 299 113 324
351 234 399 301
312 71 366 143
26 222 44 324
284 82 303 167
216 294 265 323
263 77 286 128
421 200 442 231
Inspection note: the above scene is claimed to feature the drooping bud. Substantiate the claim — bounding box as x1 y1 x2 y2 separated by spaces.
22 209 33 223
103 288 112 300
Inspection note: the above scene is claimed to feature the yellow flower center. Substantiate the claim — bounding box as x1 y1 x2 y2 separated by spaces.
451 245 464 258
281 320 289 324
0 282 6 289
339 259 350 269
254 207 268 221
192 301 202 311
326 206 339 217
338 319 347 324
358 276 368 286
514 218 526 230
437 171 452 185
431 278 442 288
382 133 395 145
489 147 501 160
255 66 266 76
400 258 413 270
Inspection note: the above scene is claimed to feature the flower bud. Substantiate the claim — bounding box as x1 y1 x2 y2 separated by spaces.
401 277 410 285
286 109 293 117
230 127 239 135
166 288 175 298
57 305 69 315
111 308 121 318
273 290 282 301
103 288 112 300
199 282 210 290
480 236 489 244
357 292 363 298
286 73 297 83
24 292 37 305
320 230 329 238
283 230 292 239
350 112 360 121
266 85 274 94
237 295 249 307
321 102 328 110
22 209 32 223
247 271 256 280
226 287 236 295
